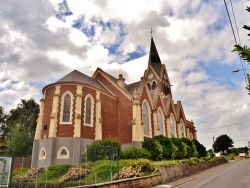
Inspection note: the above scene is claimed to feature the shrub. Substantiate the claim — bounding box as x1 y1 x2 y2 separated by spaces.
121 147 151 159
170 138 184 159
87 137 121 162
12 168 28 181
14 168 44 182
126 159 156 173
59 166 90 182
142 139 163 161
39 164 73 181
193 140 206 158
154 135 173 159
113 159 156 180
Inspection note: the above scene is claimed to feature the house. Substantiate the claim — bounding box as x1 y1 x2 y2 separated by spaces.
31 37 197 168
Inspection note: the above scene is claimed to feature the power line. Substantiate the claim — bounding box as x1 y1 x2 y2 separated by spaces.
229 0 248 75
223 0 248 83
223 0 237 43
198 120 250 129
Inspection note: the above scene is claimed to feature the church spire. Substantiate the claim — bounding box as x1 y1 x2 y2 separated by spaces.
148 35 161 65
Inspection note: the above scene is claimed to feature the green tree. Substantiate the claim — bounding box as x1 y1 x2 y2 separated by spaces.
6 98 39 137
0 106 7 154
87 137 121 162
4 126 33 156
1 98 39 156
232 6 250 93
212 134 234 155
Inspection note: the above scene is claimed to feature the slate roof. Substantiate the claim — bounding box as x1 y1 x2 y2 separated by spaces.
125 81 141 95
148 38 163 76
56 70 111 94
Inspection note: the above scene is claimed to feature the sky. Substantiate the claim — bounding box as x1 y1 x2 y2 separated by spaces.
0 0 250 149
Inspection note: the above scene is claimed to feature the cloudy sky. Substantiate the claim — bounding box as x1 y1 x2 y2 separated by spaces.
1 0 250 149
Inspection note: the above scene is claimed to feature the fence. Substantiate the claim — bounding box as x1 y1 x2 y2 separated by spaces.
12 146 120 188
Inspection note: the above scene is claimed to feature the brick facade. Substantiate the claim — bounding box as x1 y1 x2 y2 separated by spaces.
32 38 197 168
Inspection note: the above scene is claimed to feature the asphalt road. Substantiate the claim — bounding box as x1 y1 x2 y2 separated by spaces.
153 160 250 188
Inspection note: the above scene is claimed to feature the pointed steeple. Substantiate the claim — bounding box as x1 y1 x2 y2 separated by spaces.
148 37 161 65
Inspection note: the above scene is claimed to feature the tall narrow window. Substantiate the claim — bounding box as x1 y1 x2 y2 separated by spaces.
63 94 71 122
84 95 94 126
142 101 151 137
180 120 186 138
170 114 176 137
85 97 91 124
147 83 151 91
157 109 164 135
152 81 157 90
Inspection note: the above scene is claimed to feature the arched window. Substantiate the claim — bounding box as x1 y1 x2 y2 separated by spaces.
57 146 69 159
39 148 46 160
152 81 157 90
60 92 73 124
180 119 186 138
147 83 151 91
157 108 165 136
84 95 94 126
63 94 71 122
170 114 176 137
142 101 151 137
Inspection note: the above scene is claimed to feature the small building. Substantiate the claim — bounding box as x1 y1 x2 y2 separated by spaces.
31 37 197 168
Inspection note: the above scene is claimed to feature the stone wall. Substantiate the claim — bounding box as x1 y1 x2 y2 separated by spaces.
158 159 227 183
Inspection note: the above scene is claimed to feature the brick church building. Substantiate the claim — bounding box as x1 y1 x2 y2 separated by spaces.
32 38 197 168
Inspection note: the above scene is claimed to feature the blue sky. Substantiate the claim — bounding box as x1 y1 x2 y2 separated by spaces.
0 0 249 149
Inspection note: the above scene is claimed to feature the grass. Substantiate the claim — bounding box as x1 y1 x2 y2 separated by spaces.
226 153 235 160
12 159 130 186
152 160 180 166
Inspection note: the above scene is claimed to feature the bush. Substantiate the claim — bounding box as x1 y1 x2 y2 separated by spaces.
113 159 156 180
154 135 174 159
170 138 184 159
59 166 90 182
87 137 121 162
121 147 151 159
142 139 163 161
193 140 206 158
12 168 28 181
14 168 44 182
39 164 73 181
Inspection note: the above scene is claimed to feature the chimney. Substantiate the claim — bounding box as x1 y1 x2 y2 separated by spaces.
117 74 125 88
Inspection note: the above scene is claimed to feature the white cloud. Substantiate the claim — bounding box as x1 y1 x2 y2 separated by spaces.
0 0 249 148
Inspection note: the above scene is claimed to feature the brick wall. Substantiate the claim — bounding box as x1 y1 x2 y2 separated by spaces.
41 86 55 139
13 157 31 169
95 72 133 143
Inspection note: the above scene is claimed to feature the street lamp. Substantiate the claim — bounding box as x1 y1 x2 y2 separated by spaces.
233 69 250 84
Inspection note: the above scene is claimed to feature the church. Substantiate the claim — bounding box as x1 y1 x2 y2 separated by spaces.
31 37 197 168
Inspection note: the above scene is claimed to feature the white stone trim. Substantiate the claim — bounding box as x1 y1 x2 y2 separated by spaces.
142 100 152 138
157 107 165 136
39 148 46 160
57 146 69 159
60 91 74 124
84 94 94 127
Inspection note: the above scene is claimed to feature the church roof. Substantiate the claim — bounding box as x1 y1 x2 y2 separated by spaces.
56 70 111 93
125 81 141 94
148 38 161 64
148 38 163 76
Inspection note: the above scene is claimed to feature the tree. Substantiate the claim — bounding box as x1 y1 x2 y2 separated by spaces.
4 126 33 156
212 134 234 154
232 6 250 93
0 106 7 142
1 98 39 156
0 106 7 154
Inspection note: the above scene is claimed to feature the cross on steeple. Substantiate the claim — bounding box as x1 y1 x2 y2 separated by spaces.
150 28 153 38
